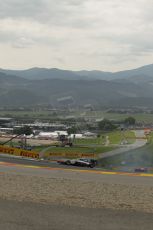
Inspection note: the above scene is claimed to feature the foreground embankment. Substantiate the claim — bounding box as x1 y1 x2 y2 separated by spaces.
0 172 153 213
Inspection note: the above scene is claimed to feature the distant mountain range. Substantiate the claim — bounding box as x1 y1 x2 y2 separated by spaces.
1 63 153 81
0 64 153 107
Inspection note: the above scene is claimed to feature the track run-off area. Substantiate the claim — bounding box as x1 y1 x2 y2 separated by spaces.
0 155 153 187
0 160 153 178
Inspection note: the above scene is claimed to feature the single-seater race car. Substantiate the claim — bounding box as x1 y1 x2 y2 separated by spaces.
57 158 97 168
134 167 148 173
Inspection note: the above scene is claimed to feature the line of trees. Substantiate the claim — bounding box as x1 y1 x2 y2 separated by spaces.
98 116 136 131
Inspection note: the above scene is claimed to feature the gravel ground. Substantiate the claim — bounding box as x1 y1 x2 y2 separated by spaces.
0 173 153 213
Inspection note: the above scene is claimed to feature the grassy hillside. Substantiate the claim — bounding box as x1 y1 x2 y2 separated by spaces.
74 131 135 145
99 134 153 168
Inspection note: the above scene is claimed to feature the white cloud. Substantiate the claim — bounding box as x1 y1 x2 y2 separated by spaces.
0 0 153 71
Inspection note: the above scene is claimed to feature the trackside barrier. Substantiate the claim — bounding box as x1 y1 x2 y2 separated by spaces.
46 152 97 159
0 145 39 159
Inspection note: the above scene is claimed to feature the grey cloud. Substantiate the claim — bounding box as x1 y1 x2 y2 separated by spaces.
60 0 86 6
0 29 35 48
0 0 44 19
0 0 86 26
12 37 35 48
0 0 153 71
0 0 99 33
0 20 65 49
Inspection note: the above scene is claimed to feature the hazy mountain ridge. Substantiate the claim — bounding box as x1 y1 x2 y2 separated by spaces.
0 64 153 107
0 68 86 80
0 63 153 82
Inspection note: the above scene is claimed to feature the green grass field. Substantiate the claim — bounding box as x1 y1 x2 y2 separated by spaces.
80 111 153 123
0 110 59 121
99 132 153 168
0 139 115 156
32 130 135 158
0 130 135 159
32 145 115 155
103 112 153 123
74 131 135 145
99 143 153 168
1 109 153 122
108 130 135 144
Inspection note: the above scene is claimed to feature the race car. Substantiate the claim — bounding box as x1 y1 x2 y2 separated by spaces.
57 158 97 168
134 167 148 173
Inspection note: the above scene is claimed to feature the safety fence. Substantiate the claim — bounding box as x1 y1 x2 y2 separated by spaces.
0 145 39 159
46 152 97 159
0 145 97 160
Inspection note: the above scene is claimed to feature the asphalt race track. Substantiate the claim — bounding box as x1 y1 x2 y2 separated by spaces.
0 155 153 186
0 199 153 230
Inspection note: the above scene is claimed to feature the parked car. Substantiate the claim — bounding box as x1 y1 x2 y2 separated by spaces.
57 158 97 168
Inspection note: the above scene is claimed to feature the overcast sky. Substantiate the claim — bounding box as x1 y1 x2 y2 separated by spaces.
0 0 153 71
